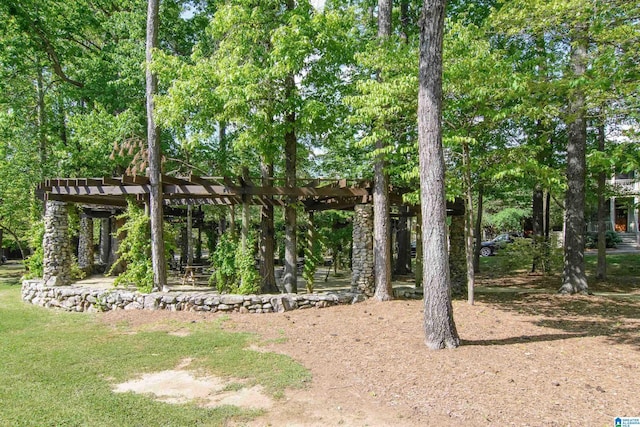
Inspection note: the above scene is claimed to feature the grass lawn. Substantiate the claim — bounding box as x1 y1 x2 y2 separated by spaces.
480 249 640 280
0 263 310 427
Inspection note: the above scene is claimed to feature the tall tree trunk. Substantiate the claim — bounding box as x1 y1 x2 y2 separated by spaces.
532 184 544 272
373 0 394 301
596 122 607 280
283 66 298 293
462 142 475 305
473 184 484 273
559 29 588 295
394 206 411 275
146 0 167 291
186 204 193 266
415 209 423 288
241 167 250 252
260 161 278 293
418 0 459 349
400 0 409 42
449 214 466 296
36 60 47 179
99 218 111 266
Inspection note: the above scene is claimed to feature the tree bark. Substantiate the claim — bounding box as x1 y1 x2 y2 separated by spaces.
146 0 167 291
260 161 278 293
283 69 297 294
415 209 423 288
473 184 484 273
462 142 475 305
373 0 394 301
596 122 607 280
36 60 47 179
418 0 459 349
449 214 466 297
394 206 411 275
559 29 588 295
532 184 544 272
186 204 193 266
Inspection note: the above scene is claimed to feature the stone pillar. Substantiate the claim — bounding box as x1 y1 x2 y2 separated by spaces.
78 216 94 274
43 201 72 286
351 204 374 295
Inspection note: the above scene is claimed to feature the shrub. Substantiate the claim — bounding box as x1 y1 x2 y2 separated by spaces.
23 221 45 279
586 230 621 249
495 236 562 274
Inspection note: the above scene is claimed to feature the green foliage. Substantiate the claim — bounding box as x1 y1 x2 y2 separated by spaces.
22 220 44 279
109 202 154 292
494 237 562 275
210 232 259 295
586 230 622 249
109 201 175 293
484 207 530 234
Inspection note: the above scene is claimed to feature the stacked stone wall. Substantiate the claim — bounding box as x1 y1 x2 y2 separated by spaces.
21 280 367 314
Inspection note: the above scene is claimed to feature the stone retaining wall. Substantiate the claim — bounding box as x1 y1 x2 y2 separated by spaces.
21 280 367 314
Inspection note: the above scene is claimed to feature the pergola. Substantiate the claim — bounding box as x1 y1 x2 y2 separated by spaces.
36 174 393 211
36 173 463 293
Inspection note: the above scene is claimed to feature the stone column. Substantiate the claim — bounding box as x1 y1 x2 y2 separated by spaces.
78 216 94 274
43 201 72 286
351 204 374 295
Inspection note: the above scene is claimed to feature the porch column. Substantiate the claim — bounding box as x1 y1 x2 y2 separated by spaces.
77 216 94 274
43 201 72 286
351 204 374 295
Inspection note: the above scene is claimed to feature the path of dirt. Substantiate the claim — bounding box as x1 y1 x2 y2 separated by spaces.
101 273 640 426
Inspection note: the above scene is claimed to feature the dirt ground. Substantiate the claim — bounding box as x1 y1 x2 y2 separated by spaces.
100 273 640 426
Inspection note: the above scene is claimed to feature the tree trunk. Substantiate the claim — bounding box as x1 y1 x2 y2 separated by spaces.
449 214 466 297
473 184 484 273
373 0 394 301
99 218 111 266
36 60 47 179
418 0 459 349
596 122 607 280
186 204 193 266
241 167 250 253
146 0 167 291
400 0 409 42
394 206 411 275
462 142 475 305
78 216 94 274
283 68 297 294
532 184 544 272
559 29 588 295
415 209 423 288
260 161 278 293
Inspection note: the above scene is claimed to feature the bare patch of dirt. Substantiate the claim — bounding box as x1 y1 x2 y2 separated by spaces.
101 274 640 426
113 360 273 410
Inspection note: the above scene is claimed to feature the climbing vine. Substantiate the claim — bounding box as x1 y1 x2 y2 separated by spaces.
210 231 259 295
109 201 175 293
